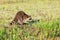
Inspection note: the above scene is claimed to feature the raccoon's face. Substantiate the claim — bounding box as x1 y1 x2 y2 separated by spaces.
26 16 33 22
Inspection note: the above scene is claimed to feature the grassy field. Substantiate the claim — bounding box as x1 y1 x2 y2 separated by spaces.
0 0 60 40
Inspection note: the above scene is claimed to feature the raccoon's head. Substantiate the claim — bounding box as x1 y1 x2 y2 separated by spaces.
26 16 33 22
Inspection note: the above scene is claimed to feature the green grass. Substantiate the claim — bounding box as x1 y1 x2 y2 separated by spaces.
0 0 60 40
0 20 60 40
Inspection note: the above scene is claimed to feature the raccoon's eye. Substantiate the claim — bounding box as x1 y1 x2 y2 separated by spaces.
29 17 32 20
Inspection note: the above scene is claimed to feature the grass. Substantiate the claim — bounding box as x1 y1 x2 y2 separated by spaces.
0 20 60 40
0 0 60 40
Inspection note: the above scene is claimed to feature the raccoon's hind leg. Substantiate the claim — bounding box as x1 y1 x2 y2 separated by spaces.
18 19 23 25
